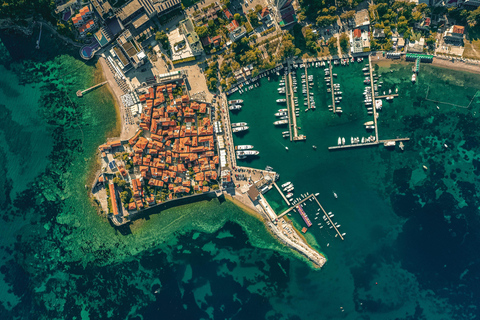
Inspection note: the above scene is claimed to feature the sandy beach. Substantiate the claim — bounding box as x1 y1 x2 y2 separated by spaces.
97 57 137 140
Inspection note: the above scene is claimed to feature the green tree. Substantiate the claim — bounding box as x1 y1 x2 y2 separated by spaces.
328 36 338 55
234 13 241 22
339 33 349 54
196 26 208 38
248 11 261 28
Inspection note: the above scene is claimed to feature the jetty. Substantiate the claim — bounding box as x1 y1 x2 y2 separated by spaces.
376 94 399 99
329 64 336 113
286 67 297 141
76 81 108 97
328 137 410 150
312 195 343 240
368 55 379 142
304 64 311 110
278 194 314 218
273 182 290 206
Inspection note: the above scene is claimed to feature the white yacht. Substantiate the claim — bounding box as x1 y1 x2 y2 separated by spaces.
232 126 249 133
235 145 254 150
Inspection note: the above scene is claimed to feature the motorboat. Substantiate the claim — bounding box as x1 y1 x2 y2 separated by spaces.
232 126 249 133
236 150 259 156
231 122 247 127
235 145 254 150
281 182 292 188
229 99 243 105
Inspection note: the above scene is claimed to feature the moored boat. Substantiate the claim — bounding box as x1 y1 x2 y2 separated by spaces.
274 120 288 125
229 99 243 105
231 122 247 127
235 145 254 150
232 126 249 133
236 150 259 156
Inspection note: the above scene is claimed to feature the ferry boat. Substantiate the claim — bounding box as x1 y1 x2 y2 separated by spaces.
228 99 243 105
229 105 242 110
235 145 254 150
277 99 287 103
274 120 288 125
231 122 247 127
236 150 259 156
275 112 287 117
232 126 249 133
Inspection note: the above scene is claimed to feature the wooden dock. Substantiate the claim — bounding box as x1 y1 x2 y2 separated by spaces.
286 67 298 141
328 137 410 150
273 182 290 206
376 94 399 99
368 56 379 142
76 81 108 97
277 194 314 218
329 64 336 113
328 142 379 150
312 195 344 240
304 64 311 110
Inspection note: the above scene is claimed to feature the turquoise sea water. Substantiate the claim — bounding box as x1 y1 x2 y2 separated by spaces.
2 26 480 319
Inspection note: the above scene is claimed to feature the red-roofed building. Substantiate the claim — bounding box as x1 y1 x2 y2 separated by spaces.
109 183 120 216
224 8 233 19
258 7 270 20
444 25 465 43
227 19 240 32
353 29 361 39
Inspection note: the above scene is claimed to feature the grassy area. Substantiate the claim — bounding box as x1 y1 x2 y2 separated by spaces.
463 39 480 60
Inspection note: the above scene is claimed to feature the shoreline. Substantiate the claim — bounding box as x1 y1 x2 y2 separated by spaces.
372 53 480 75
225 194 326 269
97 56 137 140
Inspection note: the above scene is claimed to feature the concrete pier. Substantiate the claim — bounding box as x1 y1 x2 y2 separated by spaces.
312 195 344 240
76 81 108 97
328 138 410 150
376 94 399 99
286 63 300 141
368 56 379 142
304 64 311 110
329 64 336 113
278 194 314 218
273 182 290 206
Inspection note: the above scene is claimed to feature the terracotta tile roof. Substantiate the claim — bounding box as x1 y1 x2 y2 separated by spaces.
453 25 464 34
